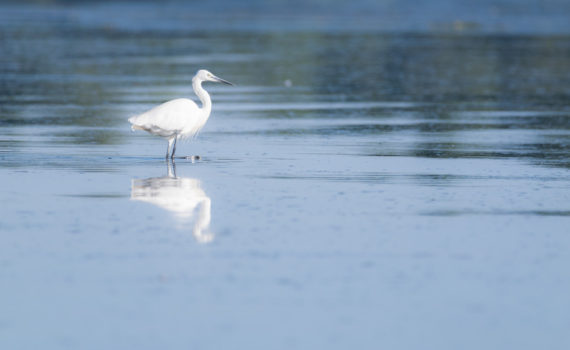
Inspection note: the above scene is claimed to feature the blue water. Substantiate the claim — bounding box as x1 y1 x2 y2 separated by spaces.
1 2 570 349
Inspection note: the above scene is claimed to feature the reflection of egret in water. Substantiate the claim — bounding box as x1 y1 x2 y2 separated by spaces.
131 160 213 243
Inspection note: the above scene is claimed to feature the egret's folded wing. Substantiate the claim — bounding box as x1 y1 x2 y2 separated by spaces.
128 98 199 136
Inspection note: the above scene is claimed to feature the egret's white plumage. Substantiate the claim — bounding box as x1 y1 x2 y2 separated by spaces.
129 69 233 158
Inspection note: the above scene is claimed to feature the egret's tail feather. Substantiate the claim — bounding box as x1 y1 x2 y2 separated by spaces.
128 115 140 132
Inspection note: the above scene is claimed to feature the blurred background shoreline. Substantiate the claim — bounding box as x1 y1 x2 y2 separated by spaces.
2 0 570 34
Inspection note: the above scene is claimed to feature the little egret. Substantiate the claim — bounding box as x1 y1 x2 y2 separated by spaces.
129 69 233 159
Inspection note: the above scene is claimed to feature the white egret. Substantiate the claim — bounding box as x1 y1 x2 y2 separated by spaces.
129 69 233 159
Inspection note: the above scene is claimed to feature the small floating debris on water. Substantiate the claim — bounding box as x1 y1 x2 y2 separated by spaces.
184 155 201 162
284 79 292 87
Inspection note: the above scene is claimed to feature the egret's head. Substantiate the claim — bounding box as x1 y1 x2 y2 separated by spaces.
195 69 233 85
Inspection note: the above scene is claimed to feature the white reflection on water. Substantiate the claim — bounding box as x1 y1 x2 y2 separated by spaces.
130 161 213 243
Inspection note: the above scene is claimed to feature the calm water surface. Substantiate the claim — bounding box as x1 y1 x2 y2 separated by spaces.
1 3 570 349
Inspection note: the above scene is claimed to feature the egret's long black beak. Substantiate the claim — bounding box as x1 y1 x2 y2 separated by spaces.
213 75 234 86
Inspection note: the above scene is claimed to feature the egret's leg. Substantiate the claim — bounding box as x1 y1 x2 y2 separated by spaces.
166 138 175 159
170 138 177 159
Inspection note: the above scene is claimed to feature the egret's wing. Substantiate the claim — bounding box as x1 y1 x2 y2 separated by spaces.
129 98 199 137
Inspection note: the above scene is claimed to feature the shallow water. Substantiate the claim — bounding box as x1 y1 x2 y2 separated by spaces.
1 2 570 349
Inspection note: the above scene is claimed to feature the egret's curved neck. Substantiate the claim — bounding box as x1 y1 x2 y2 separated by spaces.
192 78 211 118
